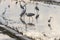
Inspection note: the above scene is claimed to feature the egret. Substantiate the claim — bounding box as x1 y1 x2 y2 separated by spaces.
25 13 35 23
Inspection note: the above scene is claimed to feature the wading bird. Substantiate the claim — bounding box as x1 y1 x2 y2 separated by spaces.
25 13 35 23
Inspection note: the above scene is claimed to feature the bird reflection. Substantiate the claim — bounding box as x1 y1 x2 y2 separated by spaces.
27 23 35 26
48 24 52 30
35 14 39 22
20 17 26 24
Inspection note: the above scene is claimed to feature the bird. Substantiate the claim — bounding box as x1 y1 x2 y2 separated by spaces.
25 13 35 23
20 9 26 17
48 17 52 23
35 14 39 23
20 17 26 24
48 24 52 30
27 23 35 26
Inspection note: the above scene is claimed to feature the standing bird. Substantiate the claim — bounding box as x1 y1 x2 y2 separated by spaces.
25 13 35 23
48 17 52 23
